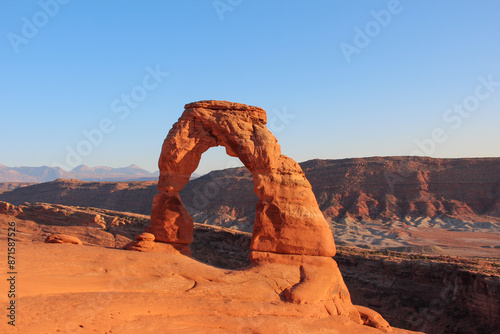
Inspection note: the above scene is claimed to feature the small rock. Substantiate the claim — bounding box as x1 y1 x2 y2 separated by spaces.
45 234 83 245
124 240 191 255
135 232 155 242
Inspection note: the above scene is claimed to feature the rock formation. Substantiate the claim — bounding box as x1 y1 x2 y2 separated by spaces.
150 100 335 256
45 234 83 245
147 100 388 329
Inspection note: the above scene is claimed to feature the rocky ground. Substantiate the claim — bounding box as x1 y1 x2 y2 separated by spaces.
1 201 499 333
0 201 423 334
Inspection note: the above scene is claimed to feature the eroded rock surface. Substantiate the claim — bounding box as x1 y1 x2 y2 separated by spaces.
150 100 335 257
146 100 384 329
45 234 83 245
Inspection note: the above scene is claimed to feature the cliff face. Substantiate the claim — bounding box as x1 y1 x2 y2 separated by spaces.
335 250 500 334
180 156 500 234
302 157 500 221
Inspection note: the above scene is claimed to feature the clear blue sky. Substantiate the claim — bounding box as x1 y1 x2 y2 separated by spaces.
1 0 499 174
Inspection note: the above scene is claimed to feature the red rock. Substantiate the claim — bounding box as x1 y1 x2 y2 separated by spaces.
150 100 336 257
249 250 362 324
135 232 155 241
45 234 83 245
0 201 22 215
124 240 191 255
150 192 193 244
355 305 392 332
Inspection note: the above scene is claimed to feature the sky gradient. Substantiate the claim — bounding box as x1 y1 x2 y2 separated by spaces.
1 0 499 175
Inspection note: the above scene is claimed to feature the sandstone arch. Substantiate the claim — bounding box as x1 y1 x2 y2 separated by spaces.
145 101 394 328
150 100 336 257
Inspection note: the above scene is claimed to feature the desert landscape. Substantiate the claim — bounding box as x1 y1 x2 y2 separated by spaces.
3 2 500 333
3 156 499 259
1 101 499 334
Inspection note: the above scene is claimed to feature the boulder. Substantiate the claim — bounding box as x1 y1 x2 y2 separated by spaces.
45 234 83 245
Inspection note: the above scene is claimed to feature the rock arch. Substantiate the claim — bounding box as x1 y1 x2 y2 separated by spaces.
150 100 336 257
145 101 395 328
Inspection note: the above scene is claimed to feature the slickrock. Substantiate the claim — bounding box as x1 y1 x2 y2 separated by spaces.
45 234 83 245
1 201 495 332
250 250 362 323
0 201 147 248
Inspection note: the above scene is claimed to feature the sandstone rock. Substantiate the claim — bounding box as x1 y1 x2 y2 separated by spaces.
0 202 148 247
0 201 21 215
135 232 155 241
144 100 376 326
3 200 497 332
249 250 362 324
124 240 191 255
355 305 393 332
150 100 336 257
45 234 83 245
150 192 193 244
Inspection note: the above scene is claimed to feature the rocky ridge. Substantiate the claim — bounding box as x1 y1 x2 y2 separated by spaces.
2 156 498 225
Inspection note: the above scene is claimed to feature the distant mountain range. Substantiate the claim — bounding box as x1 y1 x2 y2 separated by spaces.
0 164 160 182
